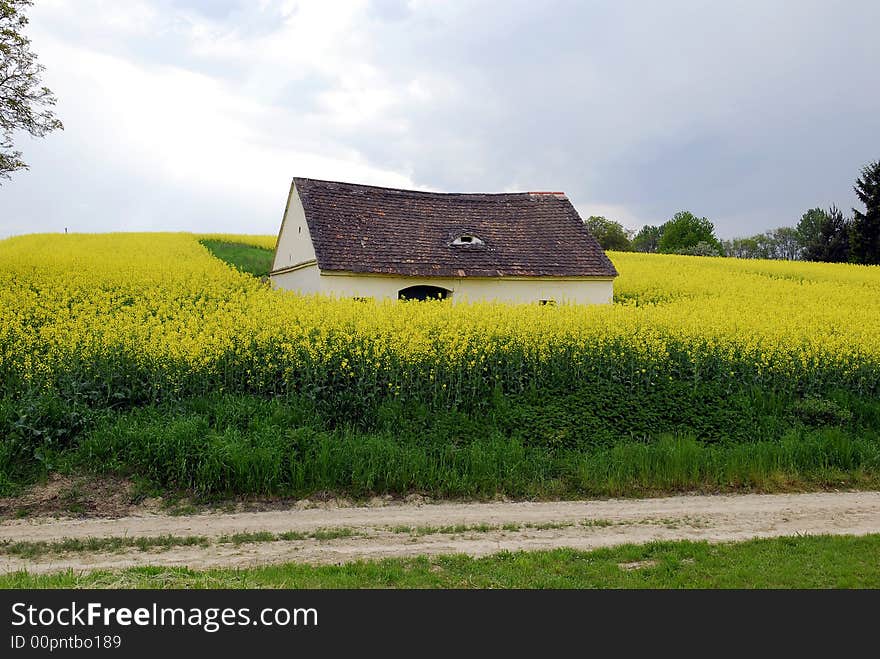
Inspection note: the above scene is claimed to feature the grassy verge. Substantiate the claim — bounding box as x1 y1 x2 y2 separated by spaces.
199 240 273 278
3 534 879 588
70 397 880 498
4 391 880 499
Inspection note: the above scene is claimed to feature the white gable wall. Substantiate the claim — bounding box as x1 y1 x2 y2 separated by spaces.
271 183 316 272
271 266 613 305
272 262 323 294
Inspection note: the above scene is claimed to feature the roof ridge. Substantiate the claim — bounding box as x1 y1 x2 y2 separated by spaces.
293 177 545 199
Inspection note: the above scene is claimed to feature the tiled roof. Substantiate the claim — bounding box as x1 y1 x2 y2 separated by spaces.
293 177 618 278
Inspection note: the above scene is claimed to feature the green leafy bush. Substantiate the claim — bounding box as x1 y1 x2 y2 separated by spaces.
791 397 854 428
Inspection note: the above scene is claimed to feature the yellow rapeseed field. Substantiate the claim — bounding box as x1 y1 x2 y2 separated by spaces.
1 232 878 400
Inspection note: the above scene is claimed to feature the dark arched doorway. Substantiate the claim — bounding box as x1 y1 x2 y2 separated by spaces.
398 285 451 301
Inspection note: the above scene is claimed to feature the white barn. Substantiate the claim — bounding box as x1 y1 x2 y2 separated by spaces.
269 178 617 304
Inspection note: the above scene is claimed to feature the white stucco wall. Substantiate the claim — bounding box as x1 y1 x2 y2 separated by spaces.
271 265 614 305
272 262 323 294
271 184 316 272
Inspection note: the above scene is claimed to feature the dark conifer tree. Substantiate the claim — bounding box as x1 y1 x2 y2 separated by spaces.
850 159 880 265
812 206 851 263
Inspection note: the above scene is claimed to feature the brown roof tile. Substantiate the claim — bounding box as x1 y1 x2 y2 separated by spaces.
293 177 618 278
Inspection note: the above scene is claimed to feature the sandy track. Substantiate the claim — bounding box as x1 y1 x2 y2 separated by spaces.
1 491 879 575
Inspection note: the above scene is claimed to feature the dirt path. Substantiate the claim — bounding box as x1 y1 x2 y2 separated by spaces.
1 491 878 575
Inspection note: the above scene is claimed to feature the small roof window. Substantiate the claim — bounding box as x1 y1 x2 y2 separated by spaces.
451 234 485 246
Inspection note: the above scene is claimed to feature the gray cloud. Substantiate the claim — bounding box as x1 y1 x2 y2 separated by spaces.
2 0 878 239
338 1 880 233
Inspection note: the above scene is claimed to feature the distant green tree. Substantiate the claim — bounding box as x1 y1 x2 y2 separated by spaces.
850 159 880 265
723 236 760 259
796 208 828 256
723 227 802 260
801 206 850 263
584 216 632 251
771 226 802 260
672 241 722 257
631 225 662 253
658 211 722 255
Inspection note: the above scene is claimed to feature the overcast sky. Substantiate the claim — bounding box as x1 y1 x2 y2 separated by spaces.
2 0 879 239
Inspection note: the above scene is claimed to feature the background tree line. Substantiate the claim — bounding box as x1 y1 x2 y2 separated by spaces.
588 159 880 265
587 211 725 257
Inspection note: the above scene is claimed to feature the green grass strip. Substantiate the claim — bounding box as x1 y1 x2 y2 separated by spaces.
0 528 365 558
0 535 210 559
3 534 879 589
199 240 274 278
